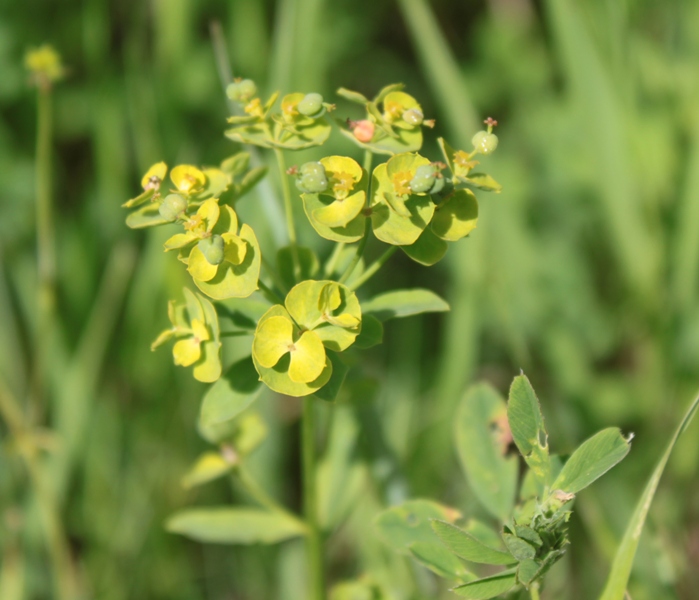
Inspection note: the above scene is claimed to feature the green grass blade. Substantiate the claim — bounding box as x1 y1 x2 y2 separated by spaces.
598 391 699 600
395 0 478 139
542 0 658 298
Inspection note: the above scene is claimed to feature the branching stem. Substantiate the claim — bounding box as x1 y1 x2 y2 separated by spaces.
338 150 373 285
348 246 398 291
274 147 301 278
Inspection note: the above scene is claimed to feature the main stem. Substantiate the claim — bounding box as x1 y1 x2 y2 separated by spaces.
274 147 301 278
302 396 324 600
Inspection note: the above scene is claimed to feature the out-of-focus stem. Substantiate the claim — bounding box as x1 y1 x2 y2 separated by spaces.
236 463 306 529
302 396 324 600
258 280 285 305
338 150 373 285
0 379 78 600
274 147 301 278
348 246 397 291
33 85 56 419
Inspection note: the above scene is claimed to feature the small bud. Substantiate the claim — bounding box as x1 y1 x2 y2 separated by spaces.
297 93 324 117
349 119 375 143
198 235 225 265
409 164 438 194
402 108 424 126
158 194 187 221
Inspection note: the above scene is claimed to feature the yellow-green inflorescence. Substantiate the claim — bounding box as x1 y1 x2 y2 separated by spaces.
252 281 361 397
151 288 222 383
124 81 500 396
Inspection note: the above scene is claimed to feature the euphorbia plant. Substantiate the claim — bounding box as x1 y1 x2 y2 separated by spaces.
123 79 501 598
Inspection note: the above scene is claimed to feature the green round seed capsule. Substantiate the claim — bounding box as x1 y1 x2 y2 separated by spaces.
471 130 499 155
198 235 225 265
298 173 329 194
299 161 326 177
297 93 324 117
158 194 187 221
402 108 424 126
226 79 257 102
409 165 438 193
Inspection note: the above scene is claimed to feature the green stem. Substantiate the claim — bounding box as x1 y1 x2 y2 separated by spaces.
337 150 373 285
219 331 250 338
348 246 397 291
302 396 324 600
258 280 285 305
274 147 301 278
338 220 370 284
34 85 56 417
236 463 306 528
261 255 289 293
530 582 541 600
324 242 345 277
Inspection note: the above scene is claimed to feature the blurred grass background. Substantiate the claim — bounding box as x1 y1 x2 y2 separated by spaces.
1 0 699 598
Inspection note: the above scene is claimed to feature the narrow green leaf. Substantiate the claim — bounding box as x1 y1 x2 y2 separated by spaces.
599 392 699 600
508 375 551 486
455 383 518 521
451 570 517 599
409 542 475 582
432 520 514 565
552 428 631 494
199 357 262 443
166 507 306 544
375 500 460 555
361 289 449 321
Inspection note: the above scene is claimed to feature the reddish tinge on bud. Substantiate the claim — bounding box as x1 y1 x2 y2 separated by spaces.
348 119 375 143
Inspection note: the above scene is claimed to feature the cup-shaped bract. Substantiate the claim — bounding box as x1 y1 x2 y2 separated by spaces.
151 288 222 383
124 163 232 229
301 156 368 242
270 93 332 150
370 153 436 246
252 281 361 396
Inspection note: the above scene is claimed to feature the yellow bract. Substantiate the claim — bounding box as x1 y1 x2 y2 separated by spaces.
141 162 168 190
171 165 206 194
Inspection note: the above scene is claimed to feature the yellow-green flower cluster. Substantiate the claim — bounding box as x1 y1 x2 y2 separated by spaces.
252 281 362 397
151 289 222 383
